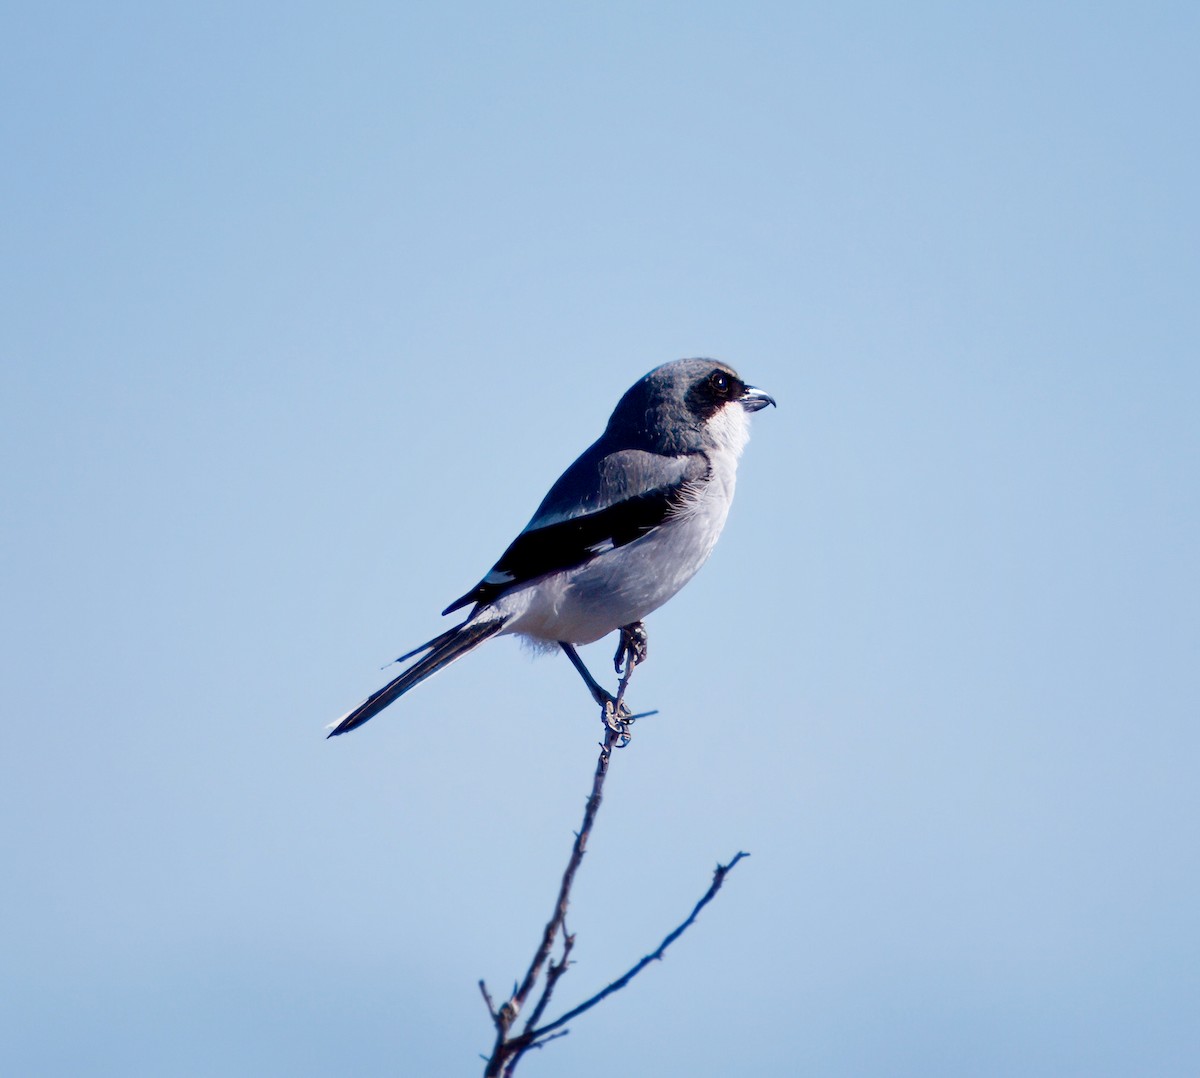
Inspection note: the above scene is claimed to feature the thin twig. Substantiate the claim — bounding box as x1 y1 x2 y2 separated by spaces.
510 1028 570 1061
521 926 575 1038
526 851 749 1040
512 728 618 1012
479 979 498 1023
482 650 745 1077
483 721 624 1077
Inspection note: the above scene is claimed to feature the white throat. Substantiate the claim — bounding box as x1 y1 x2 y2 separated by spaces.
705 402 752 458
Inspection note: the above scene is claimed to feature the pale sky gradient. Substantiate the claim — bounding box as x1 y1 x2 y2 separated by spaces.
2 4 1198 1076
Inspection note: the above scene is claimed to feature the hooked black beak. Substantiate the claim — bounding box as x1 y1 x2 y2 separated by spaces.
740 384 777 412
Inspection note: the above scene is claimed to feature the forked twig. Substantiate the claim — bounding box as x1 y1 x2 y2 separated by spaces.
480 651 748 1076
524 852 748 1041
482 719 623 1076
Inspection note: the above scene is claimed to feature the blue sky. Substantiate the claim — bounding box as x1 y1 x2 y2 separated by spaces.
2 3 1197 1075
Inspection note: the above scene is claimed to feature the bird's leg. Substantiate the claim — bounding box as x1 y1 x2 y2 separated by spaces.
559 641 644 742
613 621 649 677
560 642 623 712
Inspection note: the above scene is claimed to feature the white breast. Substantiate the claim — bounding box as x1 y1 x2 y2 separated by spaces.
494 416 748 644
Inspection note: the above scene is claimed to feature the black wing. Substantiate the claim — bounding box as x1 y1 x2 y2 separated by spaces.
442 448 707 615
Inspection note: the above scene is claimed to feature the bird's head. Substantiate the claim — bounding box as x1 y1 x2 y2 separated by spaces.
606 358 776 454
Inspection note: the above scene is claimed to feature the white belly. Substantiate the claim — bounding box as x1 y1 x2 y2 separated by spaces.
493 464 736 644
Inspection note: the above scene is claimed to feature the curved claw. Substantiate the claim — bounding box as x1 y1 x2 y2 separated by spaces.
560 638 649 746
604 702 635 747
613 621 649 676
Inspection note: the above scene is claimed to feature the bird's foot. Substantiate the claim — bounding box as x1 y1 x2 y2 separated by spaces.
608 622 651 746
603 697 635 747
560 638 655 748
591 685 632 722
613 621 649 677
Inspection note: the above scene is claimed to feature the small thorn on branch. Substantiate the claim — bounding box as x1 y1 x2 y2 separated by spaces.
479 979 498 1023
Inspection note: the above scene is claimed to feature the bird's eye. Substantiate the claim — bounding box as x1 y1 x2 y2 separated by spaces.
709 371 730 395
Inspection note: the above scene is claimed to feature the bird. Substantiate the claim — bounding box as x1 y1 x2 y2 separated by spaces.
328 358 775 737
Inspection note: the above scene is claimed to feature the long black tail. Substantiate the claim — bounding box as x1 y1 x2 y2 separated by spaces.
327 616 507 737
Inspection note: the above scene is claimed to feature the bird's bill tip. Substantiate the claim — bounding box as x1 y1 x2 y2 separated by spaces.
740 385 777 411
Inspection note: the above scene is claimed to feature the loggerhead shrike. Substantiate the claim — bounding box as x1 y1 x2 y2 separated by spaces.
328 358 775 737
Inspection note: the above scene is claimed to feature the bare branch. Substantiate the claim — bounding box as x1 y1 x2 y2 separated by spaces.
511 726 620 1012
483 721 625 1077
505 1027 570 1074
482 647 745 1076
521 927 575 1037
526 851 749 1040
